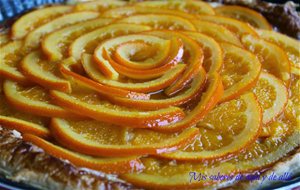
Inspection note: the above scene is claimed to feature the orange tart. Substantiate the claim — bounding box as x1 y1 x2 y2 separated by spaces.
0 0 299 189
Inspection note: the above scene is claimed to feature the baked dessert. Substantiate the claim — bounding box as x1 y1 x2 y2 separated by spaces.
0 0 299 189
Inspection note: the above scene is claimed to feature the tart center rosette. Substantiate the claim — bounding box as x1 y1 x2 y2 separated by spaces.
0 0 299 189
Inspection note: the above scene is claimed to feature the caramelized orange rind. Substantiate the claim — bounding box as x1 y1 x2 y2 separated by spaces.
0 1 298 189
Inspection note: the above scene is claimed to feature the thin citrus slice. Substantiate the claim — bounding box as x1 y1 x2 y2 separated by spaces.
12 6 72 39
23 134 143 174
81 53 186 93
50 118 199 157
257 29 300 73
69 23 151 61
0 116 50 138
102 6 195 19
220 43 261 102
184 31 223 73
24 11 99 50
110 68 206 110
74 0 127 11
241 34 291 86
116 14 196 31
0 82 49 138
59 57 150 100
198 15 257 38
94 34 176 79
0 41 28 83
215 5 272 30
42 18 112 61
113 39 171 70
0 34 9 47
3 80 77 118
143 30 203 95
50 89 185 128
122 115 300 189
149 73 223 132
160 92 261 160
95 37 183 80
191 20 243 47
136 0 215 15
252 72 288 125
20 51 71 92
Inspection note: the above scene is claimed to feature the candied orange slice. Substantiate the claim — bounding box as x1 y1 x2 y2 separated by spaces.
81 54 186 93
102 6 195 19
257 29 300 73
143 30 203 95
96 38 183 80
0 83 49 137
253 73 288 137
215 5 272 30
110 68 206 110
69 23 151 61
135 0 215 15
191 20 242 47
150 73 223 132
0 34 9 47
184 31 223 73
20 51 71 92
42 18 112 61
94 34 176 79
3 80 77 118
198 15 257 38
59 57 150 100
0 116 50 138
12 6 72 39
74 0 127 11
0 41 29 83
220 43 261 102
161 92 261 160
116 14 196 31
113 40 171 70
24 11 99 50
253 72 288 125
23 134 143 174
50 89 185 128
122 116 300 189
50 118 199 157
242 34 291 86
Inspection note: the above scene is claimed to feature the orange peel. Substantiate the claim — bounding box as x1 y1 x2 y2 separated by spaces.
81 53 186 93
50 89 185 128
23 134 144 174
12 6 72 39
220 43 261 102
215 5 272 30
50 118 199 157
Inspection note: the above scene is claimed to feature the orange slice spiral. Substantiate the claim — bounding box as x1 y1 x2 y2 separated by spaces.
0 0 299 188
